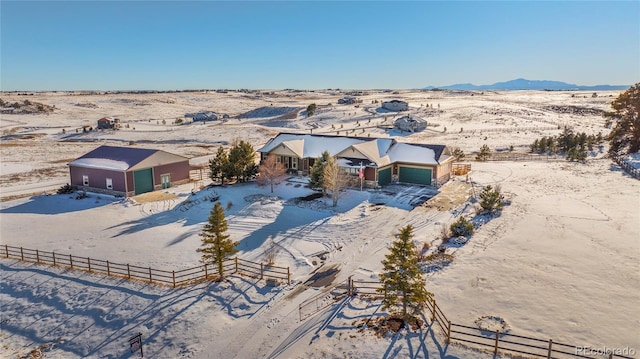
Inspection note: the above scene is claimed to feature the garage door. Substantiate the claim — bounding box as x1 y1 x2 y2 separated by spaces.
378 167 392 186
133 168 154 195
398 166 432 185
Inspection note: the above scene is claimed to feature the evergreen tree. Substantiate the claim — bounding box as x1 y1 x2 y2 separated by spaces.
227 140 257 182
308 150 331 194
475 144 491 161
306 103 317 117
209 146 230 185
197 202 238 280
605 83 640 156
452 147 465 161
377 225 432 320
479 185 504 213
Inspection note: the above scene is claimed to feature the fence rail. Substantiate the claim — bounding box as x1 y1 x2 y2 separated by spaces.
615 156 640 179
0 245 290 287
345 280 635 359
482 153 565 162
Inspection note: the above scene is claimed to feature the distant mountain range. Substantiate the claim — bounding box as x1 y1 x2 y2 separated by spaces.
423 78 629 91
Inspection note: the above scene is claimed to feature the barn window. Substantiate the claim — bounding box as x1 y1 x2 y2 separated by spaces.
106 178 113 189
83 175 89 186
291 159 297 169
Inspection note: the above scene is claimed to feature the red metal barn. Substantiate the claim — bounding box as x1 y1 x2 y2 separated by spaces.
68 145 192 197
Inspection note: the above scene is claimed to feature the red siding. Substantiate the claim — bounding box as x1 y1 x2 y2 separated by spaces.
152 161 191 184
69 166 127 191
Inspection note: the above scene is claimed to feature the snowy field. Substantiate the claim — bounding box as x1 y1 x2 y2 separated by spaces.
0 89 638 358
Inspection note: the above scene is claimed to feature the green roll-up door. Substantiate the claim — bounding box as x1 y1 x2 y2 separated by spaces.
133 168 154 194
398 166 431 185
378 167 392 186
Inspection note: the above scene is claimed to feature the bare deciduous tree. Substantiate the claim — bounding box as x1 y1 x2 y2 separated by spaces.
257 155 287 193
323 156 349 207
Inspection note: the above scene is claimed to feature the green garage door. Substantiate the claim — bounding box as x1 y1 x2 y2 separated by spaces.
133 168 154 195
378 167 392 186
398 166 432 185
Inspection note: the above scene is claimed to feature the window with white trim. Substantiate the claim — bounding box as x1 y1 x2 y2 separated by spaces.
106 178 113 189
83 175 89 186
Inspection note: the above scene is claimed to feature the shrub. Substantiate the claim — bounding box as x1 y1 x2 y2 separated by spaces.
57 183 74 194
475 144 491 161
450 216 474 237
479 185 504 212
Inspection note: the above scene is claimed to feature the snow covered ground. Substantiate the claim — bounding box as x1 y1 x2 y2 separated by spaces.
1 90 638 358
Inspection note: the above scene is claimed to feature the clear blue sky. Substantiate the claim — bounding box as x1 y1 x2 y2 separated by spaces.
1 1 638 91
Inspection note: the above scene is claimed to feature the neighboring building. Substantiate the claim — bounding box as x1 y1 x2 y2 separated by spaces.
257 133 454 187
97 117 120 130
187 111 218 121
68 145 192 197
394 115 427 133
382 100 409 112
337 96 360 105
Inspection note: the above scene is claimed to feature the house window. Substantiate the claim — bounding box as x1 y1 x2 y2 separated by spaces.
106 178 113 189
83 175 89 186
291 159 297 170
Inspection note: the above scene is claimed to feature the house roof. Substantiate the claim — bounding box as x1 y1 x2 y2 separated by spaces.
259 133 450 167
68 145 188 171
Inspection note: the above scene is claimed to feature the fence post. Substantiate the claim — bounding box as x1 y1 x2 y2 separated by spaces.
260 263 264 280
204 264 208 279
287 267 290 285
494 330 500 355
172 271 176 288
148 267 152 283
4 244 8 258
106 261 110 276
87 257 91 272
20 247 24 261
53 252 56 266
69 254 73 269
36 250 40 263
348 276 353 296
299 304 302 322
127 264 131 279
235 257 238 274
547 339 553 359
446 321 451 343
431 298 436 321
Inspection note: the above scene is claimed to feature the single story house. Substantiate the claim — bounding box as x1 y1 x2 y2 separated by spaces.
68 145 192 197
97 117 120 130
395 115 427 133
257 133 454 187
382 100 409 112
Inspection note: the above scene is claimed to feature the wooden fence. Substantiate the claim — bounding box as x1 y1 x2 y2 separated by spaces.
0 245 290 287
614 156 640 179
343 279 636 359
452 163 471 175
460 126 558 134
483 153 564 162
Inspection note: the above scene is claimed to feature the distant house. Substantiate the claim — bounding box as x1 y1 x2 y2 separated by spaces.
257 133 454 187
68 145 192 197
187 111 218 122
97 117 120 130
382 100 409 111
395 115 427 133
338 96 360 105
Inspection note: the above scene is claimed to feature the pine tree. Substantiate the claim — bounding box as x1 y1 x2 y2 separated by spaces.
479 185 504 213
197 202 238 281
227 140 257 182
475 144 491 161
209 146 230 185
308 150 331 194
378 225 432 320
605 83 640 156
